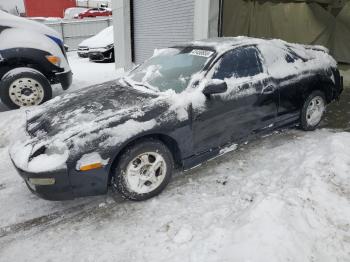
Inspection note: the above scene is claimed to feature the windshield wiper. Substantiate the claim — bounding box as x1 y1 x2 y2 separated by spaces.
122 77 158 92
121 77 133 88
135 82 159 92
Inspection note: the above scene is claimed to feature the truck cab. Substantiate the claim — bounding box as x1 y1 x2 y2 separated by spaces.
0 11 72 109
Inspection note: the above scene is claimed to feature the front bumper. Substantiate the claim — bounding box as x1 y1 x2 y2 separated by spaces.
56 70 73 90
77 51 89 58
12 160 74 201
88 49 114 62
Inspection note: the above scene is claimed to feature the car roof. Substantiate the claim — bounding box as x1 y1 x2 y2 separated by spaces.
190 37 278 53
173 37 278 54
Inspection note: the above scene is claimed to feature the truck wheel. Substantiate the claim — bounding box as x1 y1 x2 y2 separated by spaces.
112 139 174 201
0 67 52 109
300 91 326 131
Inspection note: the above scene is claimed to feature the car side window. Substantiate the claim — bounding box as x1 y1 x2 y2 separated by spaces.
213 46 263 80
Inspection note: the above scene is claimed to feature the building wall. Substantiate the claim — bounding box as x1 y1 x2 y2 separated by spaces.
24 0 76 17
221 0 350 63
132 0 195 64
112 0 212 69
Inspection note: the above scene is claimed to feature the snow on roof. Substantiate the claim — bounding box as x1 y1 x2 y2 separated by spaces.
192 36 336 78
0 10 61 40
192 36 331 56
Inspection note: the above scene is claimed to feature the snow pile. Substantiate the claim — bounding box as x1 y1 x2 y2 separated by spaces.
258 40 336 80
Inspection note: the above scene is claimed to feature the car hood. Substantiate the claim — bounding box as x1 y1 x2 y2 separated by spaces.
79 26 114 49
26 80 168 149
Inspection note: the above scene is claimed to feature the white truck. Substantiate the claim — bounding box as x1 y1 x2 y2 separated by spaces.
0 11 72 109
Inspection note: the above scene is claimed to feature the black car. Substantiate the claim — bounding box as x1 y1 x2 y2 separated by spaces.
88 46 114 63
0 11 72 109
10 37 343 201
77 26 114 63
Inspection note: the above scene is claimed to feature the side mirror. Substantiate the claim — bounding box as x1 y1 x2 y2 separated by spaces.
202 81 228 96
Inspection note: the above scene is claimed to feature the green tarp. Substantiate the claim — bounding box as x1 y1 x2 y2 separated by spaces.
222 0 350 63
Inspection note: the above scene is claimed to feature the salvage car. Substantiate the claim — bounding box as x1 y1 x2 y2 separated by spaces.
64 7 88 19
10 37 343 201
77 26 114 62
0 11 72 109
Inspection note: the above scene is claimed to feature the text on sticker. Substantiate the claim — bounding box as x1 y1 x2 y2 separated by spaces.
190 49 214 58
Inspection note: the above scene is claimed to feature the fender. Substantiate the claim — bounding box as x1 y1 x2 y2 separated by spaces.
0 47 62 82
0 25 10 34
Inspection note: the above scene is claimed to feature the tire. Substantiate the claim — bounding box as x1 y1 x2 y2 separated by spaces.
0 67 52 109
112 139 174 201
300 90 326 131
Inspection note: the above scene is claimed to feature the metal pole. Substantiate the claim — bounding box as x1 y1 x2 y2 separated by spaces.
112 0 132 70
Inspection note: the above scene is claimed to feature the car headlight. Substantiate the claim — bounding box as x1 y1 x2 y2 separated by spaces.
29 145 47 161
26 141 69 172
106 44 114 50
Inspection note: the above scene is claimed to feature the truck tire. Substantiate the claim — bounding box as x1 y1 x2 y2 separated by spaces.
0 67 52 109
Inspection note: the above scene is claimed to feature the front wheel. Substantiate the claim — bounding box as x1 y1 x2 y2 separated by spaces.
0 67 52 109
300 91 326 131
112 139 174 201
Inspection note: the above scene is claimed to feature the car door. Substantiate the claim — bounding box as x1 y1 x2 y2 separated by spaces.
274 50 309 122
192 46 278 154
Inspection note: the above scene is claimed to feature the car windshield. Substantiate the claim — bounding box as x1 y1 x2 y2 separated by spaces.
127 48 215 93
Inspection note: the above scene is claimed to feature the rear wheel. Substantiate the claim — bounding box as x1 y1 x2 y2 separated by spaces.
112 139 174 201
0 67 52 109
300 91 326 131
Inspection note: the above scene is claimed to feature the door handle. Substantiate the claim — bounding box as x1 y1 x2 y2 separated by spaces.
262 85 275 94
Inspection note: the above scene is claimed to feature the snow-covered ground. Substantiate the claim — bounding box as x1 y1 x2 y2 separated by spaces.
0 54 349 262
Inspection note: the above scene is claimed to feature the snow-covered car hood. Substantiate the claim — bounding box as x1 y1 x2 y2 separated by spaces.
79 26 114 49
25 81 169 148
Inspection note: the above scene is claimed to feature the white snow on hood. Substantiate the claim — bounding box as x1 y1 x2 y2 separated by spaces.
79 26 114 48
